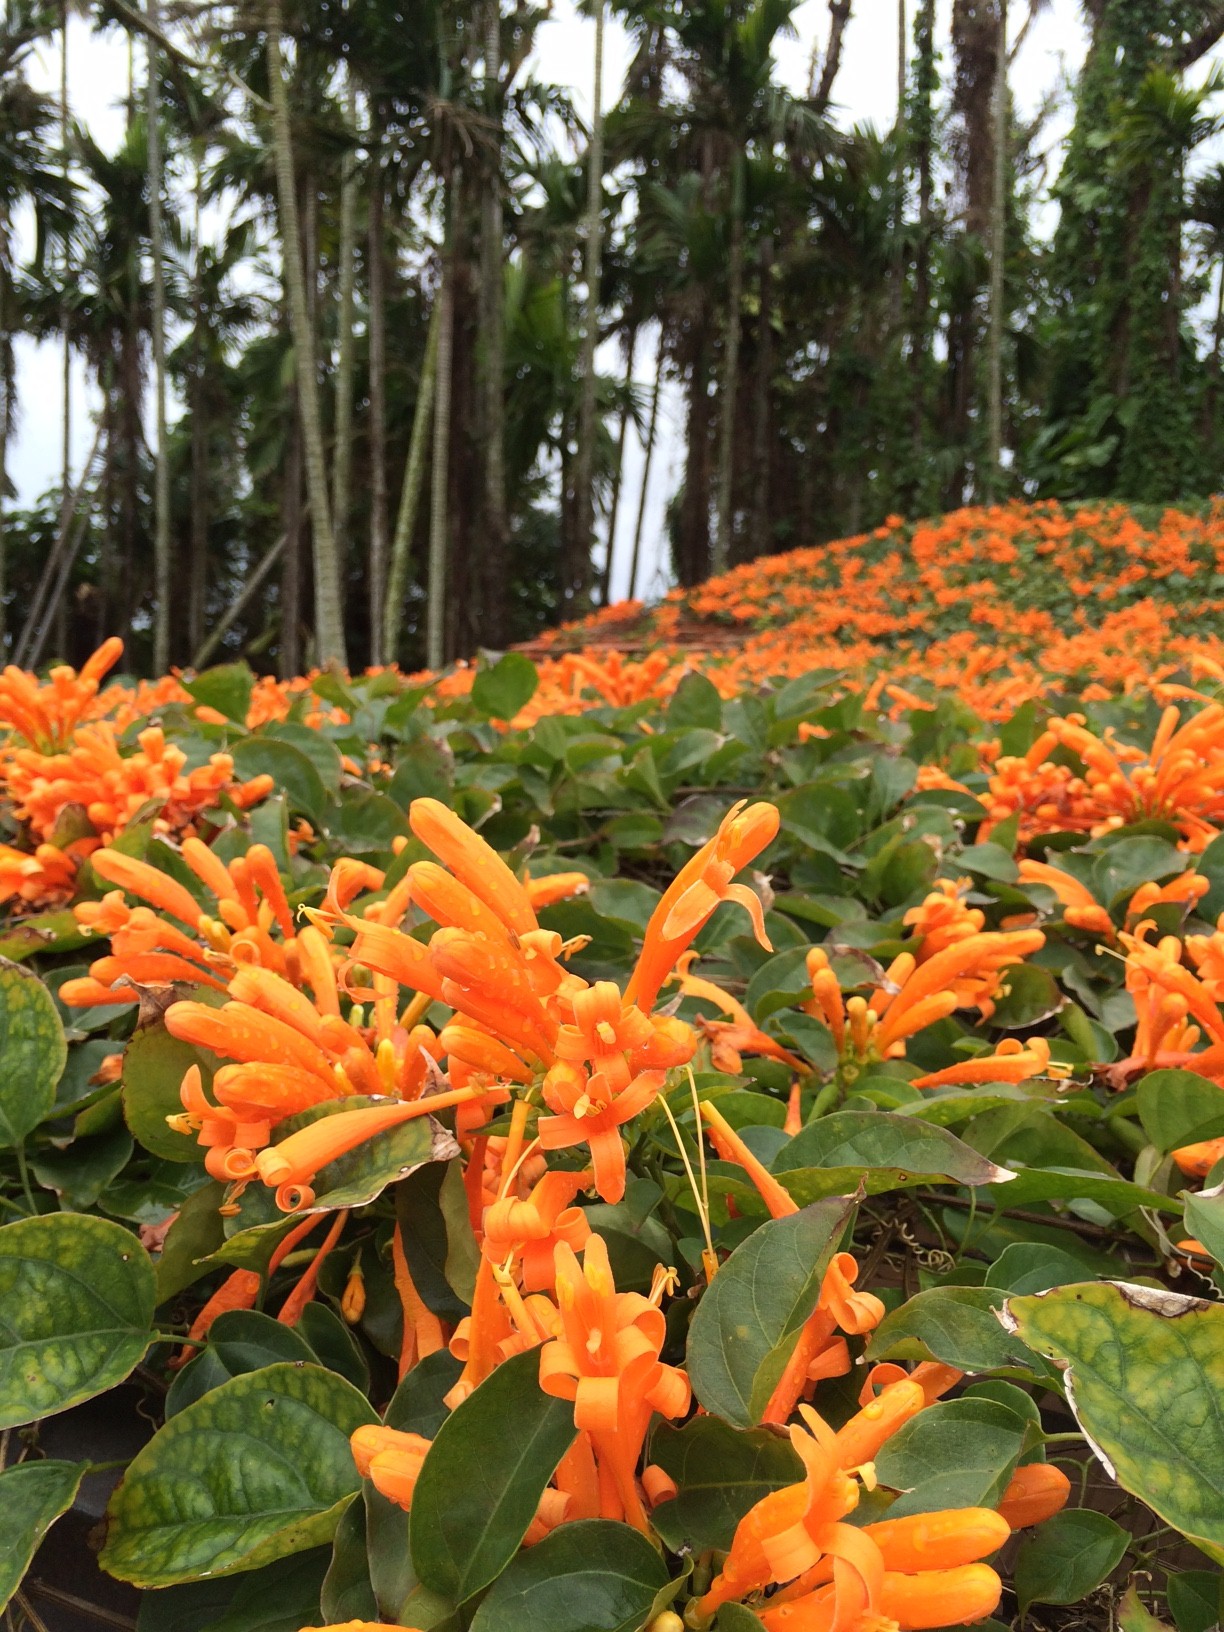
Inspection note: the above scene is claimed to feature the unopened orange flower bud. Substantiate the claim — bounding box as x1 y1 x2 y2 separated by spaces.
880 1563 1003 1630
864 1507 1010 1571
997 1461 1072 1528
341 1262 366 1324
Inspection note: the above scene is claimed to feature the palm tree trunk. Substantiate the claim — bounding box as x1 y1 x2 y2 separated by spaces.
147 2 172 671
266 0 347 669
367 99 388 665
599 323 637 604
427 172 460 671
384 294 440 662
985 0 1007 498
332 78 359 605
628 326 663 599
890 0 907 330
478 0 508 647
712 153 744 576
572 0 605 608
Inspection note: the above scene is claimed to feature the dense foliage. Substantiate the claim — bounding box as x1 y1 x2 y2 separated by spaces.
7 0 1224 675
2 503 1224 1629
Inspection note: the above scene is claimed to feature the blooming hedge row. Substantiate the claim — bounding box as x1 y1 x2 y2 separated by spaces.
1 503 1224 1632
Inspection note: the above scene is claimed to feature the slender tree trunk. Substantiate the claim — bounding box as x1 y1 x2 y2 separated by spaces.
1205 262 1224 473
188 169 207 657
0 242 8 659
367 100 388 665
712 154 744 576
266 0 347 668
750 233 774 559
600 323 637 604
478 0 508 646
384 294 440 662
332 78 358 601
890 0 907 330
148 0 171 670
909 0 936 468
60 0 72 591
572 0 605 608
427 173 460 671
281 389 304 677
628 326 664 601
985 0 1008 497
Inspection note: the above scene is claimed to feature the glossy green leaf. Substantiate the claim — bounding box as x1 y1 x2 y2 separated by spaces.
102 1362 376 1585
466 1519 668 1632
1137 1070 1224 1154
686 1195 854 1427
319 1498 377 1625
866 1285 1046 1375
231 736 327 821
409 1346 576 1602
774 1111 1014 1200
1015 1509 1129 1612
123 1023 217 1162
649 1416 803 1552
717 1609 769 1632
0 1212 155 1427
165 1310 316 1416
184 662 254 724
874 1397 1028 1517
0 1459 87 1611
0 961 66 1147
133 1550 331 1632
1004 1281 1224 1561
472 651 538 719
1167 1571 1223 1632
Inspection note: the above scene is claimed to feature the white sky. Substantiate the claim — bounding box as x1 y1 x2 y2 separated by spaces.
12 0 1091 609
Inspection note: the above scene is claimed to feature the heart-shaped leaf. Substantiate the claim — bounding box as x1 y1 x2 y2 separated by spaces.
773 1111 1014 1202
0 962 66 1147
102 1362 376 1585
0 1212 155 1427
1137 1070 1224 1155
866 1285 1047 1376
649 1416 803 1553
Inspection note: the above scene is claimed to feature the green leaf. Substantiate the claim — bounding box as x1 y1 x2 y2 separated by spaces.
386 1349 465 1439
231 737 327 822
122 1024 217 1163
667 671 724 730
134 1550 331 1632
1167 1571 1223 1632
31 1125 133 1209
0 1459 87 1611
988 963 1065 1029
154 1181 227 1303
409 1346 576 1603
264 722 343 793
1092 836 1187 906
1015 1509 1129 1613
472 652 538 720
184 662 254 725
649 1416 803 1552
0 961 66 1147
1004 1281 1224 1561
395 1159 481 1321
102 1362 376 1586
867 1285 1045 1375
1182 1188 1224 1267
1137 1070 1224 1154
774 1111 1014 1200
686 1196 855 1427
320 1499 377 1624
874 1397 1028 1517
165 1310 317 1416
466 1519 668 1632
0 1212 155 1427
984 1241 1094 1296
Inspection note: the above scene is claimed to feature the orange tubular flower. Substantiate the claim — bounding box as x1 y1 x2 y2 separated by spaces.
701 1099 798 1219
997 1462 1071 1528
1017 859 1114 939
539 1235 690 1534
252 1090 478 1210
482 1169 592 1291
763 1254 885 1427
902 879 985 960
673 953 807 1074
409 796 538 936
626 800 780 1012
911 1036 1063 1091
301 1622 423 1632
351 1424 432 1508
525 871 591 910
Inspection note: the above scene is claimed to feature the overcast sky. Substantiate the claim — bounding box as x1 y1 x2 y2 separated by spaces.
12 0 1091 606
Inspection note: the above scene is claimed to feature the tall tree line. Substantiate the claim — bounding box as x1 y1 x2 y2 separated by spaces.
3 0 1224 675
